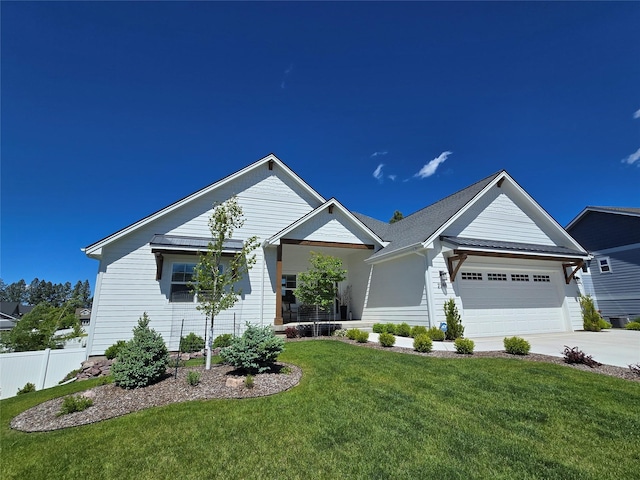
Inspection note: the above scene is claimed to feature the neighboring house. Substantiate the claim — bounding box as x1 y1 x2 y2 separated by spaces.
75 308 92 327
0 302 34 331
83 154 588 356
566 207 640 322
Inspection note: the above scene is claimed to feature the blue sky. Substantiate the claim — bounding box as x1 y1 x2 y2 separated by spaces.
2 2 639 291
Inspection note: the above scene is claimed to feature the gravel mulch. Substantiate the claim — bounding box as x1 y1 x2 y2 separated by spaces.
11 363 301 433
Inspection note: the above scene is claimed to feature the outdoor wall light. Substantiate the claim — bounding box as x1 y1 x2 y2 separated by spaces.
439 270 448 287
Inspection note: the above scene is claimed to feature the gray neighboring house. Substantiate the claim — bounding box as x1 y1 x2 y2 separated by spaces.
566 206 640 323
0 302 34 331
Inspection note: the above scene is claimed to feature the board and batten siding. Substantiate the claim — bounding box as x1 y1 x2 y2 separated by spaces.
87 166 321 356
445 187 555 245
361 253 429 325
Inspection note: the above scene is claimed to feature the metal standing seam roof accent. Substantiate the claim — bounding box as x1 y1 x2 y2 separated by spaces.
150 234 244 252
362 171 503 260
441 236 587 257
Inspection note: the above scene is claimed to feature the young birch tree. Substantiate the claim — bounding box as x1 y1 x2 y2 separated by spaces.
294 252 346 335
192 197 259 369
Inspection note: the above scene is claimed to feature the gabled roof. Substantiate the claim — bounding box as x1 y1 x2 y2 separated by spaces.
83 154 326 258
266 198 387 248
566 206 640 230
366 170 587 262
366 171 501 261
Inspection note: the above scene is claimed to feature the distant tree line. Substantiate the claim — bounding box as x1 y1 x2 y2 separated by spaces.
0 278 92 308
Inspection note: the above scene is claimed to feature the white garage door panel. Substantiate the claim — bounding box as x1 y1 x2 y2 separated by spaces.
459 269 566 337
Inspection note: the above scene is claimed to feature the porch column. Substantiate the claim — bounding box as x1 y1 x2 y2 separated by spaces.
274 243 283 325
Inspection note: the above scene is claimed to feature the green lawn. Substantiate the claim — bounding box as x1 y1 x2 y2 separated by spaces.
2 340 639 479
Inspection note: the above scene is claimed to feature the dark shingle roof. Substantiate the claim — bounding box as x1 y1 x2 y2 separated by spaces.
366 171 502 260
441 236 586 258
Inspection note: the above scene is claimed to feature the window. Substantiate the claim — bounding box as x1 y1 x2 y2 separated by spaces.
171 263 196 302
511 274 530 282
598 257 612 273
487 273 507 281
461 272 483 281
282 275 297 302
533 275 550 283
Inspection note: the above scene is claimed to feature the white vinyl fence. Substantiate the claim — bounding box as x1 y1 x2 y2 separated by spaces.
0 348 87 400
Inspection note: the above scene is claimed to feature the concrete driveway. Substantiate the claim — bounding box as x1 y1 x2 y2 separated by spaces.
369 330 640 367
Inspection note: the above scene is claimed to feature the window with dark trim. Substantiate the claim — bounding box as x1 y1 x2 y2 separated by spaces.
598 257 612 273
171 263 196 302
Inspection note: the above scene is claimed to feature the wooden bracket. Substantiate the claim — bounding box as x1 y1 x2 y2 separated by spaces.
562 260 584 284
446 254 468 282
154 253 164 281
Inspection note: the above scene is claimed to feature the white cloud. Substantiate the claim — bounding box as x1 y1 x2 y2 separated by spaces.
281 63 293 89
414 151 452 179
388 174 397 181
370 151 388 158
622 147 640 166
634 109 640 119
373 163 384 180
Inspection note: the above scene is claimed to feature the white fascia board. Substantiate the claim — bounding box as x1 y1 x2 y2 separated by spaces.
83 154 326 257
266 198 387 247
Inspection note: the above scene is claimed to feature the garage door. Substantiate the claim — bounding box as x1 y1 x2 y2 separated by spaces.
458 267 567 337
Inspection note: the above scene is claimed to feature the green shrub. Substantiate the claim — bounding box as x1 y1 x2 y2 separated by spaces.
346 328 360 340
410 325 428 338
58 394 93 416
105 340 127 360
598 318 612 329
112 313 169 389
503 336 530 355
355 330 369 343
186 370 201 386
245 374 255 389
579 295 602 332
444 299 465 340
379 332 396 347
384 323 397 335
625 321 640 331
413 334 433 353
16 382 36 395
220 323 285 374
372 323 386 333
454 338 474 355
213 333 234 349
427 326 445 341
396 322 412 337
180 332 205 353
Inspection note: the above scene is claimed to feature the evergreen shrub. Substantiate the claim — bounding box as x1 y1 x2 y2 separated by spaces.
355 330 369 343
579 295 602 332
454 338 474 355
396 322 412 337
444 299 465 340
112 313 169 389
413 334 433 353
379 332 396 347
105 340 127 360
220 323 284 374
410 325 428 338
427 326 445 341
213 334 234 349
180 332 205 353
503 336 530 355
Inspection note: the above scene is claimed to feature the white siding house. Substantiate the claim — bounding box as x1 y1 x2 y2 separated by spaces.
84 154 588 356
